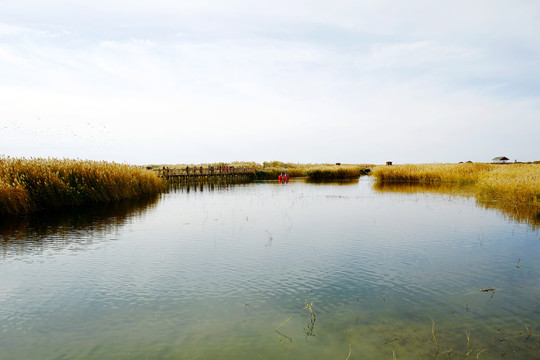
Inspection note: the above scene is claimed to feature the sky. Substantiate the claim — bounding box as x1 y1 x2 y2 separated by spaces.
1 0 539 165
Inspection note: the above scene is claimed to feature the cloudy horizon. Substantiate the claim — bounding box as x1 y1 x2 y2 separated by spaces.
1 1 539 165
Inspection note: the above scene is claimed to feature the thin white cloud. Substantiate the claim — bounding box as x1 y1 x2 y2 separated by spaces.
0 1 539 163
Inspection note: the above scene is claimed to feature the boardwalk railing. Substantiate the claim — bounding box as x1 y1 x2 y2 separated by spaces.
157 166 256 181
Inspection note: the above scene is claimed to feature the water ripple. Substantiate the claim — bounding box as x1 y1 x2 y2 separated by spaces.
0 180 538 359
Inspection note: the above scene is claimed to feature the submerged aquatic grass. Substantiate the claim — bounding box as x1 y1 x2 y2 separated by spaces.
0 156 166 215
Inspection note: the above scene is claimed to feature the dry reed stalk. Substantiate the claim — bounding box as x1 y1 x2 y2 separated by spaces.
274 315 293 343
430 319 440 358
465 331 472 360
345 344 352 360
275 315 293 331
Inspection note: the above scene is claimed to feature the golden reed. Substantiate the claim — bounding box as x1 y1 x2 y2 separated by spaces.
371 163 540 208
0 157 166 215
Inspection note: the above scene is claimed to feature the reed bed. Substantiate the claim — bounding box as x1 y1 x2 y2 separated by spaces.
0 157 166 215
476 165 540 207
371 163 494 185
371 163 540 208
149 161 374 180
306 165 370 180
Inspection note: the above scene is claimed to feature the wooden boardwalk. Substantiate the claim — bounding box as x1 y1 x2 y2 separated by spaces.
157 166 255 182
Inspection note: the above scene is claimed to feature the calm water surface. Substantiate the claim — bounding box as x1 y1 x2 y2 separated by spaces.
1 178 539 359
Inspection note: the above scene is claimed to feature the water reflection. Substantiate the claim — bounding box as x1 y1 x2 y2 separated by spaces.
0 195 160 257
373 181 475 195
373 182 540 229
305 179 360 185
0 180 538 359
476 199 540 230
167 179 253 193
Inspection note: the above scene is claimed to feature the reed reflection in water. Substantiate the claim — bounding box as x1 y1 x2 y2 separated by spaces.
0 194 160 258
374 181 540 229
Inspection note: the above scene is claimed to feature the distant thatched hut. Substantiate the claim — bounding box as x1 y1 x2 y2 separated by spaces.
386 161 392 166
492 156 509 164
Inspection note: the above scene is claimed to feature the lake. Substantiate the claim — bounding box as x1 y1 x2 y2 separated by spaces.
1 178 539 359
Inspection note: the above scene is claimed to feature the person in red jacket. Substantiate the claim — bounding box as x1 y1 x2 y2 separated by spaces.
278 172 283 183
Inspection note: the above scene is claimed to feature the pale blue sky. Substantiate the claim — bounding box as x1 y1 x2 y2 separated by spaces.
1 1 539 164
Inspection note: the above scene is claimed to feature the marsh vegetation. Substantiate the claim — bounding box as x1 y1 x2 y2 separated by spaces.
147 161 374 180
0 157 165 215
371 163 540 209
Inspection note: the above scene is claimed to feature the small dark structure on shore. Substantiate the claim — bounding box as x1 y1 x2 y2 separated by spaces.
386 161 392 166
492 156 509 164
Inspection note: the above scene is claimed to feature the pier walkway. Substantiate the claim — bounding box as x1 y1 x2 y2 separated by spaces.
157 166 255 182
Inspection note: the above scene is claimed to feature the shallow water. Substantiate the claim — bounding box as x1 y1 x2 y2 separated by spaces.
0 178 539 359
